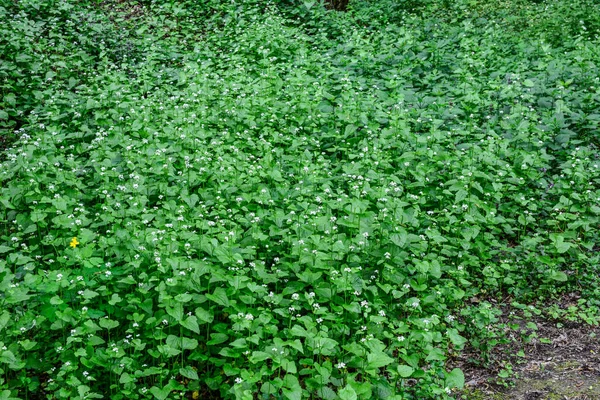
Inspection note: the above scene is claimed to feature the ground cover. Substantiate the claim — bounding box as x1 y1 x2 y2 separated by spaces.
1 0 599 398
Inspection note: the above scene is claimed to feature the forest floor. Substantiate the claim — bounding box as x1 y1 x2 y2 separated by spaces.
458 304 600 399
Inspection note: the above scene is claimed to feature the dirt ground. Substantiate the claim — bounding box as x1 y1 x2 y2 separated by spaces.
456 316 600 400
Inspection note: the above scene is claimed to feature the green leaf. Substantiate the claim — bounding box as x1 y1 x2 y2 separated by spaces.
181 316 200 334
317 387 337 400
5 289 31 304
303 1 316 11
548 270 568 282
447 329 467 349
366 352 394 370
119 372 134 384
195 307 214 323
446 368 465 389
0 312 11 331
182 337 198 350
249 351 271 363
290 325 308 337
149 385 171 400
0 350 18 365
99 318 119 330
166 303 184 322
179 366 199 380
19 340 36 351
30 211 46 222
206 333 228 345
338 384 358 400
281 359 297 373
397 365 414 378
0 390 20 400
282 375 302 400
390 232 407 248
205 287 230 307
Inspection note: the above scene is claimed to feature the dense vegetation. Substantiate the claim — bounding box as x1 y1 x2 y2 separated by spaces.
1 0 599 398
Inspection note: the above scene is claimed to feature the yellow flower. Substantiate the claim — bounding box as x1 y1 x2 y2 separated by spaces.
70 237 80 248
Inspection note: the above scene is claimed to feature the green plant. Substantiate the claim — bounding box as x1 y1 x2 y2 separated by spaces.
1 0 599 399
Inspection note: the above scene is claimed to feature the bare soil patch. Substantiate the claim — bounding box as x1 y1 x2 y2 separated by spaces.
456 314 600 399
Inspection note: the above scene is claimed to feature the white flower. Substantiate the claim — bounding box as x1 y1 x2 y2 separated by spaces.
336 362 346 369
291 293 299 300
397 336 405 342
378 310 386 317
235 377 243 384
245 314 254 321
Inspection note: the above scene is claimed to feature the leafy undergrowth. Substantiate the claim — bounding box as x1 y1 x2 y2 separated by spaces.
1 0 599 399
